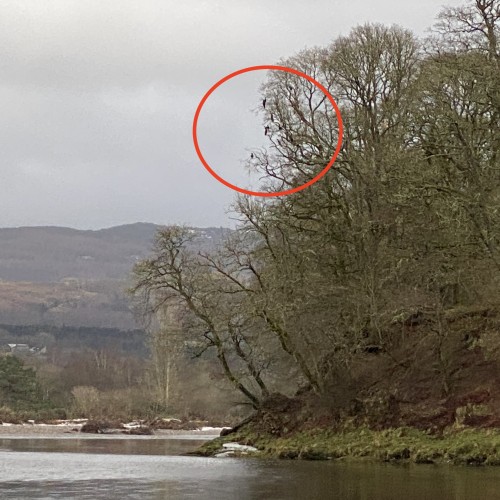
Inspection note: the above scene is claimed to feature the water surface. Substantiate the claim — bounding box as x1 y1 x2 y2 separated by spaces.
0 435 499 499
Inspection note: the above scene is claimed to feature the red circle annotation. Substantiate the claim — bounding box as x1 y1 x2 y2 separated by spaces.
192 65 343 197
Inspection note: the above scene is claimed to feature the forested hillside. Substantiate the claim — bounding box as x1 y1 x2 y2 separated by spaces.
0 223 229 283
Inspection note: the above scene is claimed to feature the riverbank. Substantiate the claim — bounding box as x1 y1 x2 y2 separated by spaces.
0 421 225 439
199 426 500 465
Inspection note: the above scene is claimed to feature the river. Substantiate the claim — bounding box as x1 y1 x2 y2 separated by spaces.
0 432 499 499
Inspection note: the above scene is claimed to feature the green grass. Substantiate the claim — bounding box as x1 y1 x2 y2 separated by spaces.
198 426 500 465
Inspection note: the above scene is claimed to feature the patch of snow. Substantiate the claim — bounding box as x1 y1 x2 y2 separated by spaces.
222 442 258 453
52 419 87 427
123 423 141 430
52 419 88 426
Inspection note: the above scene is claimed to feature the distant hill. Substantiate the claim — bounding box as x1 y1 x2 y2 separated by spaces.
0 223 231 329
0 223 230 282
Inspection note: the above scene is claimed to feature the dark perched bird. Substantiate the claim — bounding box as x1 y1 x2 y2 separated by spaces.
262 98 267 109
250 153 254 159
264 126 270 136
270 113 274 122
363 345 382 354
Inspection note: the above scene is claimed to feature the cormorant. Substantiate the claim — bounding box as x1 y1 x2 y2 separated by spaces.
264 126 270 136
250 153 254 159
262 98 267 109
270 113 274 122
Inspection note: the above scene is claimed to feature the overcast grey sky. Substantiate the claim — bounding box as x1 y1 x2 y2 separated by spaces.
0 0 462 229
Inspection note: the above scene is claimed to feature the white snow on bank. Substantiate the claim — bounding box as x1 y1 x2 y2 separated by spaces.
222 442 258 452
214 442 260 458
43 419 87 427
123 421 144 429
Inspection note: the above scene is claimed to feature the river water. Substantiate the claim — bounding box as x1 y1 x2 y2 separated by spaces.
0 433 499 499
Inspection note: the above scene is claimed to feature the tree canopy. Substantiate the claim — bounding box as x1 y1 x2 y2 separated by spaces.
133 0 500 409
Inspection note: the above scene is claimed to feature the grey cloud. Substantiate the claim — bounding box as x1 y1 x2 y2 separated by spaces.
0 0 462 229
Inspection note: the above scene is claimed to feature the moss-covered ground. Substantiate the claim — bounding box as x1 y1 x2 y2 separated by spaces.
198 426 500 465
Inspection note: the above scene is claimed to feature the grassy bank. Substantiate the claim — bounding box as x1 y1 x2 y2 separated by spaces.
199 426 500 466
